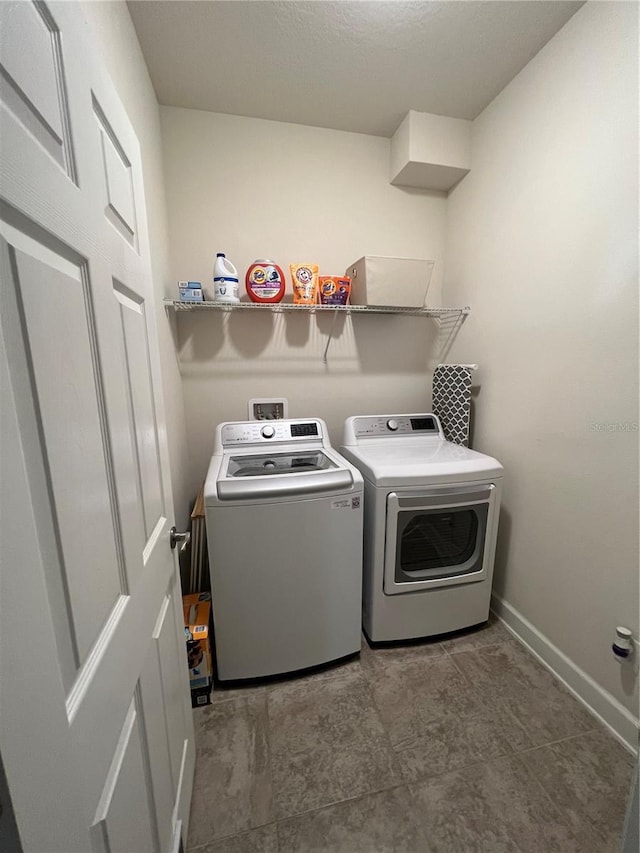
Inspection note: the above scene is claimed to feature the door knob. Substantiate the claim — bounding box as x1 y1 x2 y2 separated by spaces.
170 526 191 552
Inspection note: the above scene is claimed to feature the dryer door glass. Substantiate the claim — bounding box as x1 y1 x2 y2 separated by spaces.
383 485 497 595
395 504 487 583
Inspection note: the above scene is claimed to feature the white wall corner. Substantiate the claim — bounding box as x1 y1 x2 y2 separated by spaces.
491 594 640 754
390 112 412 185
390 110 471 192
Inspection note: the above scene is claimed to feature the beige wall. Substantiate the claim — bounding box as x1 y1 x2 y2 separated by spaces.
444 1 639 726
84 0 637 741
80 1 191 528
160 108 450 494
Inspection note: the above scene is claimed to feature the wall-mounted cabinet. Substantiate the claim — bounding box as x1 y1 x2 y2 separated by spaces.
390 111 472 192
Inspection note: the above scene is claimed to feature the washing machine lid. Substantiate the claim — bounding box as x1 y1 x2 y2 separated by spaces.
340 441 503 487
227 449 337 478
212 448 356 501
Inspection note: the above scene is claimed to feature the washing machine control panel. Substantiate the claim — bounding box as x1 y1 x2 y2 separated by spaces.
221 419 323 446
350 415 441 438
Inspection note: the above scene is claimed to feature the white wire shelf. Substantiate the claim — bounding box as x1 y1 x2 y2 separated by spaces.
163 299 470 318
163 299 470 363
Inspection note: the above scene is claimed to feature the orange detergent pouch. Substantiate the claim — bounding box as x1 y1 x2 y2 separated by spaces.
289 264 319 304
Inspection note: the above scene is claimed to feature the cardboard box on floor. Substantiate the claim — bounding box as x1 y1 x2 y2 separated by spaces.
183 591 212 707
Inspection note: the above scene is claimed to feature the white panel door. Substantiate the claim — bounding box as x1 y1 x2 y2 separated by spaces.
0 3 195 851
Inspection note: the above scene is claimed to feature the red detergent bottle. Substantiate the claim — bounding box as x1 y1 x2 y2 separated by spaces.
245 260 286 303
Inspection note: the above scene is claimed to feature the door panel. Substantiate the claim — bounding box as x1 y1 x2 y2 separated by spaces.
0 0 75 175
0 2 195 850
139 600 179 853
154 579 190 792
93 97 138 247
90 697 157 853
12 243 124 662
66 526 174 810
1 236 88 851
114 283 165 542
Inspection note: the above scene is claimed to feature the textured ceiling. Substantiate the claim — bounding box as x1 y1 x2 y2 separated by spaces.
128 0 584 137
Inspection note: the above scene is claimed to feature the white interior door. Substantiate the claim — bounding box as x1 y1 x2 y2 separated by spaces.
0 2 195 851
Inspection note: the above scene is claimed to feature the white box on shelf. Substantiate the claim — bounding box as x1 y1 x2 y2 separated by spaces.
344 256 434 307
178 280 204 302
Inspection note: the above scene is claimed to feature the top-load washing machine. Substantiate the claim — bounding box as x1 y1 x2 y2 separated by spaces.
205 418 363 680
341 413 503 642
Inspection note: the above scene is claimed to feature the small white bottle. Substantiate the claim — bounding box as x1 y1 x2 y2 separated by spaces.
213 253 240 304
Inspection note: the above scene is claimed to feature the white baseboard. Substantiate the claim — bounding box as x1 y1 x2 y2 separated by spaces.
491 594 639 754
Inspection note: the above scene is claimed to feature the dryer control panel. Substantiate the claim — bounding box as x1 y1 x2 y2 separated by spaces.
346 414 444 440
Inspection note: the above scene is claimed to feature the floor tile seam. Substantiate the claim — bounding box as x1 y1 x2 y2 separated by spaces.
186 818 280 852
274 777 410 827
186 798 275 849
442 637 514 656
437 659 534 752
390 708 518 757
402 732 616 853
266 672 376 751
358 667 406 779
517 732 624 816
402 778 459 853
512 725 632 847
265 672 364 697
363 638 447 657
202 691 262 710
397 750 517 786
269 673 404 826
191 693 275 850
391 702 522 745
187 794 278 850
514 726 602 756
209 660 361 702
262 685 277 831
405 774 535 853
478 695 535 755
432 652 530 749
445 641 575 707
443 647 493 701
506 751 595 848
426 642 447 658
484 674 603 741
360 654 453 688
265 659 364 692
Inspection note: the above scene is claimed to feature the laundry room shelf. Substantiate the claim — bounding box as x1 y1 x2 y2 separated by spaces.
163 300 470 362
163 299 469 318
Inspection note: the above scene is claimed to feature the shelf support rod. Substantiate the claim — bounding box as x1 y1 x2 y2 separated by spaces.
322 309 341 364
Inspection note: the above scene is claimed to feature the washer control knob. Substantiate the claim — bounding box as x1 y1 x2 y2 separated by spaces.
387 419 399 431
261 425 275 439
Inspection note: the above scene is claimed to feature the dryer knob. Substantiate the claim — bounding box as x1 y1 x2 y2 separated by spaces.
387 419 399 431
261 425 276 438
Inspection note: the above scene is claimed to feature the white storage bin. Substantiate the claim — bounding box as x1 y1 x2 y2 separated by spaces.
344 256 434 307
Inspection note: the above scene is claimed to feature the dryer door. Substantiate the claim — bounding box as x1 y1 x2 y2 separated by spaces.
383 485 495 595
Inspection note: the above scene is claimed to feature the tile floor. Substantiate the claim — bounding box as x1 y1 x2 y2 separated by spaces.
186 616 634 853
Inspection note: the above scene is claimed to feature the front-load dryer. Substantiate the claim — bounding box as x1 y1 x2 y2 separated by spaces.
341 413 503 642
205 418 363 680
